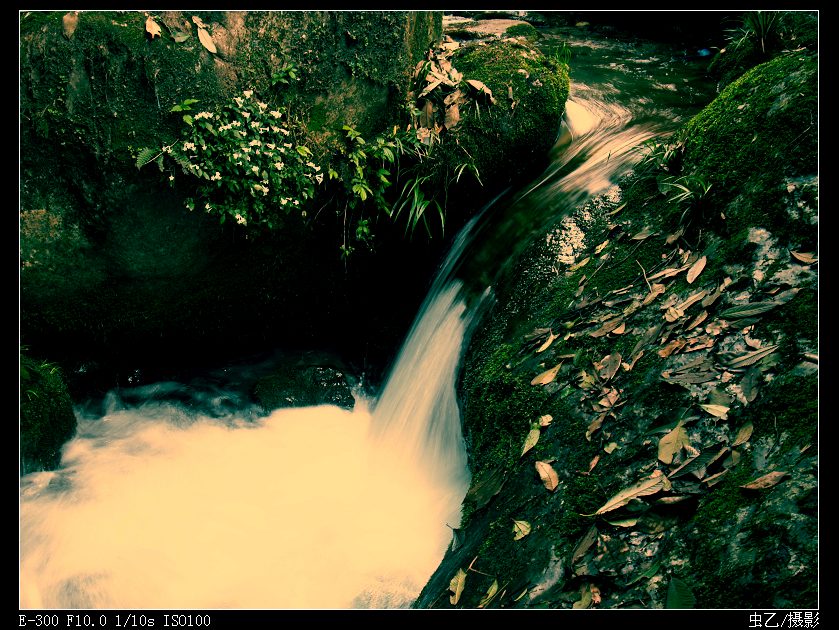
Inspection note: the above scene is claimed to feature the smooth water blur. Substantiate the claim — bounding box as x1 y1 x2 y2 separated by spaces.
20 27 716 610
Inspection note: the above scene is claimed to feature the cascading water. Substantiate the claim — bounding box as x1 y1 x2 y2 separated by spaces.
20 28 715 611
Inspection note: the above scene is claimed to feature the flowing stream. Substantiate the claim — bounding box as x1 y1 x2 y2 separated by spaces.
19 28 715 609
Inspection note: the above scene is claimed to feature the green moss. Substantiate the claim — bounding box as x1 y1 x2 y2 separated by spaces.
20 353 77 474
680 52 817 239
505 23 540 40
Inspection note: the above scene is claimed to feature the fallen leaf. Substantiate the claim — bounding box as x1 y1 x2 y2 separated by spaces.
685 310 708 331
631 226 654 240
568 256 590 272
589 317 625 338
579 370 597 389
666 226 686 245
605 517 639 527
573 584 593 609
699 404 729 420
723 344 779 369
466 79 496 104
536 331 557 353
719 301 778 320
595 352 622 382
731 422 754 447
521 427 540 457
723 449 741 469
531 362 562 385
669 447 729 480
585 415 605 441
539 414 553 427
642 283 667 306
477 580 499 608
590 584 602 605
624 350 644 371
631 323 663 356
172 30 191 43
658 423 690 464
648 263 690 281
703 470 728 487
449 568 467 605
444 103 460 129
655 495 693 505
62 11 78 39
740 366 761 403
684 335 715 352
513 587 528 602
572 526 599 564
535 461 559 491
191 15 207 28
791 250 817 264
197 26 217 53
686 256 706 284
585 470 668 516
658 339 686 358
740 471 789 490
666 577 696 609
465 466 505 509
512 519 532 540
594 239 609 254
145 16 162 39
664 306 684 323
587 454 600 474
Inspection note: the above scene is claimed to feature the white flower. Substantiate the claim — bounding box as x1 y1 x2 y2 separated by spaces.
242 111 251 119
301 210 307 217
234 97 244 107
201 145 207 151
306 161 316 169
265 143 276 150
257 102 268 111
169 175 175 182
235 213 247 226
183 141 196 151
194 111 214 120
315 173 323 184
274 161 284 170
242 147 251 153
280 198 288 205
251 166 259 174
270 110 282 119
243 90 253 98
293 199 299 206
283 143 293 149
231 120 242 128
249 139 261 147
205 202 212 211
279 128 290 136
271 126 280 133
232 152 241 159
210 172 222 181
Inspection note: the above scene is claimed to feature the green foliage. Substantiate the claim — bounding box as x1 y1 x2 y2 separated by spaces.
505 23 539 39
138 89 323 230
727 11 780 55
271 59 300 87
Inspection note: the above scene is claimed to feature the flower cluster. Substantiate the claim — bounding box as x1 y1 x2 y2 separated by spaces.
168 89 322 230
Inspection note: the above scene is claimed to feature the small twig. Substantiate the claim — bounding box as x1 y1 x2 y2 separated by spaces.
637 259 652 293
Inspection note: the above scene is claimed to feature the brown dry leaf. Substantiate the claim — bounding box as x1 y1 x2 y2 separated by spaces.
590 317 625 338
585 414 605 441
740 471 789 490
624 350 644 371
658 339 686 358
595 353 622 382
579 370 597 389
723 449 741 469
606 517 639 527
699 404 730 420
197 27 217 53
678 289 710 312
531 362 562 385
731 421 754 447
666 226 686 245
586 454 601 474
418 99 435 128
444 103 460 129
658 422 690 464
62 11 79 39
705 320 726 336
585 470 668 516
664 305 685 323
521 427 540 457
192 15 207 28
466 79 496 104
145 16 162 39
535 461 559 492
539 414 553 427
723 344 779 369
791 250 817 264
597 388 620 409
449 568 467 605
594 239 609 254
703 470 728 487
572 525 599 564
590 584 602 606
568 256 590 272
642 283 667 306
631 226 654 241
477 580 499 608
444 88 465 106
604 442 619 454
686 311 708 331
536 331 558 354
611 322 627 335
631 323 663 356
686 256 707 284
744 335 762 350
655 495 693 505
648 263 691 281
418 78 442 98
684 335 715 352
669 446 728 479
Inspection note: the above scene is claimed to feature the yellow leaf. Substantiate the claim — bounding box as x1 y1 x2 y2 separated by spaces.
536 332 557 353
449 568 467 605
594 239 609 254
605 517 639 528
568 256 590 272
658 423 689 464
512 519 532 540
477 580 499 608
604 442 619 454
740 471 789 490
198 26 217 54
535 461 559 491
731 421 754 447
573 583 593 609
791 250 817 264
521 428 540 457
586 470 668 516
700 404 730 420
531 362 562 385
539 414 553 427
145 16 162 39
686 255 706 284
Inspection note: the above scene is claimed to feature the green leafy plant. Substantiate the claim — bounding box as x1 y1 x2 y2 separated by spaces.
137 89 323 230
271 59 300 87
170 98 200 126
634 138 683 177
727 11 780 55
657 174 712 226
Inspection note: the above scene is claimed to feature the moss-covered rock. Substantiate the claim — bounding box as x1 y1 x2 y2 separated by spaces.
255 365 355 411
20 354 77 474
